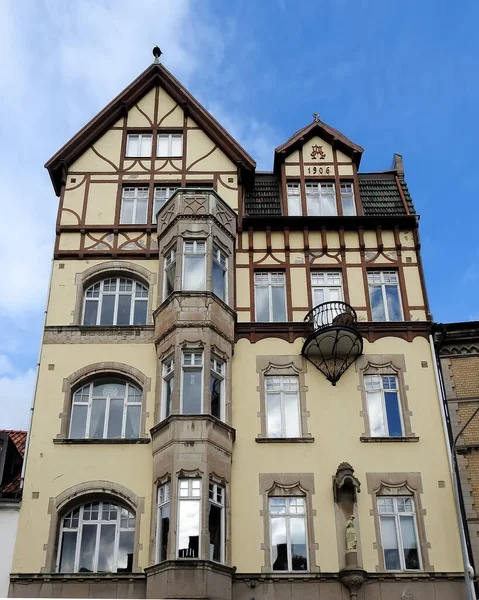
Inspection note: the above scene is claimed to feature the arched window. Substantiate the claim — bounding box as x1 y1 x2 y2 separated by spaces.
83 277 148 326
57 500 135 573
70 378 142 439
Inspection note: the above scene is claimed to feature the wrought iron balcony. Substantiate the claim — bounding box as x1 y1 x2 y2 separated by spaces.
302 301 363 385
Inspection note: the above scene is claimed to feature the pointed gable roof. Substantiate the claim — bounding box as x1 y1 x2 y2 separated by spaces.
274 118 363 172
45 63 256 195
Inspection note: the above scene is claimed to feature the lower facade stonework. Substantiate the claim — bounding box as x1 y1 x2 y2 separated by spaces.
9 572 466 599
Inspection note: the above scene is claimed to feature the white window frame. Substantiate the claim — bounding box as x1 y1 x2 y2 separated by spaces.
82 277 149 326
310 271 343 306
69 379 142 440
181 351 204 414
120 186 149 224
154 186 179 223
157 133 183 157
163 247 177 300
125 133 153 158
378 496 422 571
56 500 136 573
269 496 308 572
210 355 225 421
254 271 287 322
208 482 225 563
177 478 202 559
367 271 403 322
340 182 356 216
365 375 403 437
182 240 207 291
161 356 175 420
265 376 301 438
156 482 171 563
286 182 302 216
212 245 228 302
305 182 337 216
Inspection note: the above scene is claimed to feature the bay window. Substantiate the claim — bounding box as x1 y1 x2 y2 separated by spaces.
162 356 175 419
183 240 206 291
210 356 225 420
163 247 176 299
208 482 225 563
177 479 201 558
212 245 227 301
154 186 178 222
157 483 170 562
181 351 203 414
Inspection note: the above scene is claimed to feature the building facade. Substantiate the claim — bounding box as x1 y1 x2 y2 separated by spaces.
0 430 26 597
10 55 467 599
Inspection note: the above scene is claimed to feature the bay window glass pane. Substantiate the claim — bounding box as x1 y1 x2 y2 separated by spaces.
70 404 88 438
165 377 174 417
271 286 286 321
284 393 300 437
117 295 131 325
117 530 134 572
386 285 402 321
89 399 106 438
139 135 152 157
178 500 200 558
271 517 288 571
59 531 77 572
100 295 115 325
266 393 281 437
133 299 147 325
366 390 387 436
79 524 97 572
213 262 226 301
369 286 386 321
125 405 141 438
384 391 402 436
165 265 175 297
380 516 400 570
208 503 222 561
400 516 420 569
184 256 205 290
83 300 98 326
158 503 170 561
210 375 221 419
255 286 270 321
183 369 202 413
97 524 116 572
290 517 307 570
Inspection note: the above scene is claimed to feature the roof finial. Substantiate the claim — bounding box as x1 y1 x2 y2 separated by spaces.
152 46 163 64
313 112 320 123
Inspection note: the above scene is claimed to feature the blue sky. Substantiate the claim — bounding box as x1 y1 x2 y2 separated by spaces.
1 0 478 430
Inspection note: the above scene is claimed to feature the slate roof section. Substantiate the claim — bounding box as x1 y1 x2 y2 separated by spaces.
244 174 282 217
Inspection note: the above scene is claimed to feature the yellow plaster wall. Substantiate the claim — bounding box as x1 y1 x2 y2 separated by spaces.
285 150 300 163
301 136 333 162
336 149 352 163
12 343 156 573
285 164 300 177
230 336 463 573
290 268 309 307
84 182 118 225
157 88 183 126
127 88 156 127
58 233 81 252
70 130 122 173
62 182 86 223
338 165 354 176
348 267 367 306
235 269 250 309
403 267 425 306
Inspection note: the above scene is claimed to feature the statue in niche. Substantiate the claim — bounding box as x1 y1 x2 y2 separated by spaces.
345 515 357 551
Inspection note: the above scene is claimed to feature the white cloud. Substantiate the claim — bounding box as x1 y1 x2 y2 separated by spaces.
0 369 35 431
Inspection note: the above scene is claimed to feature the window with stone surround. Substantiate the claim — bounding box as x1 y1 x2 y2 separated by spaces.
181 351 204 414
57 500 135 573
163 247 176 299
83 277 148 326
156 482 170 562
161 355 175 419
208 482 225 563
183 240 206 291
177 479 201 558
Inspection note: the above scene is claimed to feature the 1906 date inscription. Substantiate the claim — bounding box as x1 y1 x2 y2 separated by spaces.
307 166 331 175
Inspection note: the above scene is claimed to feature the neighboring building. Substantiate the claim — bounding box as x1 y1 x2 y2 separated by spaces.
10 52 467 598
435 322 479 578
0 430 26 597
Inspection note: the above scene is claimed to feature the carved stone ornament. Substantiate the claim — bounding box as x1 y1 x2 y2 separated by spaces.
345 515 357 551
310 144 326 160
338 567 367 599
333 462 361 503
401 592 417 600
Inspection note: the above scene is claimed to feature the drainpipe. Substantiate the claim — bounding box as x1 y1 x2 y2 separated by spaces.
20 257 55 489
429 334 476 600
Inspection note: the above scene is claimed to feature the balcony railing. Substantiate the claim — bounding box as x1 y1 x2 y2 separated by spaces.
304 301 359 335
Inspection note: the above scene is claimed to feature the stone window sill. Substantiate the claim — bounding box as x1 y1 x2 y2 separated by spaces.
360 436 419 443
53 438 150 445
256 437 314 443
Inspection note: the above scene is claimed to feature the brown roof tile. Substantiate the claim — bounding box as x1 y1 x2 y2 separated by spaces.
0 430 27 457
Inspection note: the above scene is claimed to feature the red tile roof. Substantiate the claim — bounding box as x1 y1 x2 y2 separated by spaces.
0 430 27 457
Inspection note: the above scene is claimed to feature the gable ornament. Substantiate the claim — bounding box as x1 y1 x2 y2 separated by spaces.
310 144 326 160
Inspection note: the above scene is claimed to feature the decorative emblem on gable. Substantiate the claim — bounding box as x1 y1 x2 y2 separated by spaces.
311 144 326 160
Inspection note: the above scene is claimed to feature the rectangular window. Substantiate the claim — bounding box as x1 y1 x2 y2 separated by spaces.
212 246 227 302
305 182 337 216
164 247 176 299
154 186 179 222
210 356 225 420
120 187 148 224
157 483 170 562
368 271 403 321
157 133 183 157
126 133 152 158
177 479 201 558
365 375 403 437
269 497 308 571
181 351 203 414
311 271 343 306
162 356 174 419
378 496 421 571
340 183 356 215
286 183 302 216
208 482 225 563
265 376 300 438
183 240 206 291
254 272 287 322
